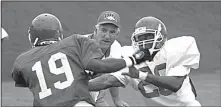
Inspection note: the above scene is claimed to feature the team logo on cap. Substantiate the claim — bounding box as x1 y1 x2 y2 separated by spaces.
104 13 117 21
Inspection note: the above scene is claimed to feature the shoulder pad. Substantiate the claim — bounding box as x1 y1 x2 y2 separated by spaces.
165 36 200 69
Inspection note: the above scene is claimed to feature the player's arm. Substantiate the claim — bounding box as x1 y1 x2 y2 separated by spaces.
88 74 124 91
86 58 131 73
85 49 152 73
11 64 28 87
143 74 186 92
78 34 150 73
122 66 186 92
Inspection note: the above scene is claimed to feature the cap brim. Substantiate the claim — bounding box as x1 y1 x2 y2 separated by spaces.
97 21 120 28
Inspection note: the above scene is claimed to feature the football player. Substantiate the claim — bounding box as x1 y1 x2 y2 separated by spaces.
83 11 129 107
11 13 150 107
89 16 201 106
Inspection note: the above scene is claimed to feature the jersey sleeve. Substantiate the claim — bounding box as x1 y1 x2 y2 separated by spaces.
73 35 104 69
11 62 28 87
165 36 200 76
166 65 191 76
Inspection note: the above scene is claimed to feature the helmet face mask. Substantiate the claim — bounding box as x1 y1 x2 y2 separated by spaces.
131 16 167 55
28 13 63 47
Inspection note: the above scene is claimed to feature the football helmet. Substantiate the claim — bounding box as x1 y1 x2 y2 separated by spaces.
131 16 167 55
28 13 63 47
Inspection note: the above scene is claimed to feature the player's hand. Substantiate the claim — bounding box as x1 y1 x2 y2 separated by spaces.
130 49 152 65
138 81 146 94
121 66 139 79
113 98 129 107
122 66 148 80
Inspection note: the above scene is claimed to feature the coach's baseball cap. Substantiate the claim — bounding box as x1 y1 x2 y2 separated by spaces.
97 11 120 28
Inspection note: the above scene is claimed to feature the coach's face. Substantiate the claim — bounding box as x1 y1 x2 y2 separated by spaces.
95 23 119 49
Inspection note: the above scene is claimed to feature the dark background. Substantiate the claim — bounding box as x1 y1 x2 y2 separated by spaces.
1 1 220 106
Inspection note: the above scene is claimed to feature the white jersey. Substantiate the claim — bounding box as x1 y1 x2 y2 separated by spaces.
111 36 201 106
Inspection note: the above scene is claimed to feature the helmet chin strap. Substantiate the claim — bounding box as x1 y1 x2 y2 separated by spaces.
33 38 39 47
28 34 35 48
58 37 61 41
58 34 64 40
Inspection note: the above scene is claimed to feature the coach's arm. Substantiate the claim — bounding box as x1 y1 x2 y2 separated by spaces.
86 58 133 73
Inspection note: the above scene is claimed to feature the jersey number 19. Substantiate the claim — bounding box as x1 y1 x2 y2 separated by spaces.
32 52 74 99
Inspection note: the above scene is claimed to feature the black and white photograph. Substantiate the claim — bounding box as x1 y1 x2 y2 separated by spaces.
1 1 220 106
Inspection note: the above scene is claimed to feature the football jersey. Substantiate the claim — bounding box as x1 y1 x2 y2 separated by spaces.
12 34 103 107
115 36 200 106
